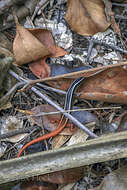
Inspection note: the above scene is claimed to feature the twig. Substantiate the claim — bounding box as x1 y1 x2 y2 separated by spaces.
9 70 98 138
0 126 41 140
86 40 94 62
112 3 127 7
31 0 50 21
0 81 26 105
36 83 66 95
86 36 127 62
91 38 127 54
115 15 127 20
18 106 121 117
18 62 127 90
4 128 38 155
103 0 126 48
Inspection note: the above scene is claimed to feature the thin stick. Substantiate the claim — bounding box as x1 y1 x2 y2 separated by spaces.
0 81 26 104
36 83 66 95
17 106 121 117
9 70 98 138
20 61 127 90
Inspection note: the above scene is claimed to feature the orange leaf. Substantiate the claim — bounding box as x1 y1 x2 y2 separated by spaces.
50 45 67 58
29 57 51 79
65 0 110 36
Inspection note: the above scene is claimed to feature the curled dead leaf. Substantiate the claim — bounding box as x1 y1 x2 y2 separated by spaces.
13 16 67 77
13 17 50 65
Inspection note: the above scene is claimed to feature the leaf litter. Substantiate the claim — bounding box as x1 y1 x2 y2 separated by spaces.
0 0 127 189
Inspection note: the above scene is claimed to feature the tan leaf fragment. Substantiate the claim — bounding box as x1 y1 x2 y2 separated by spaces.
52 135 71 149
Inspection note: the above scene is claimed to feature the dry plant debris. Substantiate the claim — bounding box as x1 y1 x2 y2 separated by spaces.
96 165 127 190
13 16 67 78
0 0 127 189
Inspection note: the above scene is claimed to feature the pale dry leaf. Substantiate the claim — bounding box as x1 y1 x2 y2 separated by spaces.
1 116 27 143
65 0 110 36
6 134 28 143
67 125 95 146
97 165 127 190
0 147 3 158
60 183 75 190
52 134 71 149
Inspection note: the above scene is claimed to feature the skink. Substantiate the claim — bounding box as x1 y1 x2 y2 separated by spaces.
17 77 84 157
17 68 103 157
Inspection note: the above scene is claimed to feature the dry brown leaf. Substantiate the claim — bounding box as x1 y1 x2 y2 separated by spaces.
40 167 85 184
50 45 67 58
28 28 56 55
13 20 67 66
20 181 57 190
79 66 127 104
46 65 127 104
13 17 50 65
65 0 110 36
29 29 67 57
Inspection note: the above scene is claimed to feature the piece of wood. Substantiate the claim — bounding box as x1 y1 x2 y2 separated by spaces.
1 131 127 185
